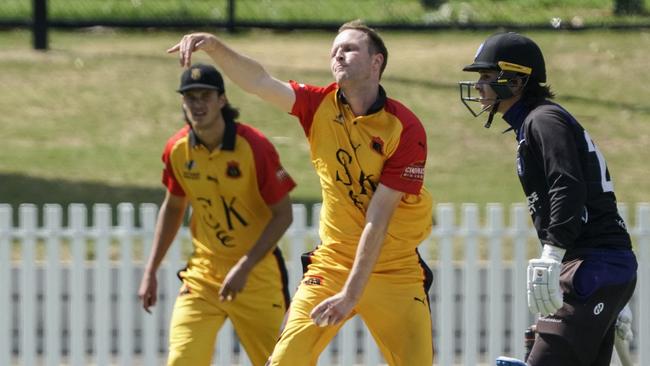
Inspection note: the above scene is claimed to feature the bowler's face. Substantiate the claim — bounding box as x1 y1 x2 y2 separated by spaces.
330 29 374 85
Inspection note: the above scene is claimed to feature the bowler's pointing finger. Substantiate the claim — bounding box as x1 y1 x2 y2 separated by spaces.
166 43 181 54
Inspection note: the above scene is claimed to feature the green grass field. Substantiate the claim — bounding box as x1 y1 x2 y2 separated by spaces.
1 28 649 211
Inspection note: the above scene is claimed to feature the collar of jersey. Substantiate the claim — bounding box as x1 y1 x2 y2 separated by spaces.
502 99 528 136
336 84 387 117
188 118 237 151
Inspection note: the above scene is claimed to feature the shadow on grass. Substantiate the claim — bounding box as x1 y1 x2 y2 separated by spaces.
0 172 320 226
0 172 165 225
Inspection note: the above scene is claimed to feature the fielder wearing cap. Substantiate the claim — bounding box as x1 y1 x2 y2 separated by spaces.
139 63 296 366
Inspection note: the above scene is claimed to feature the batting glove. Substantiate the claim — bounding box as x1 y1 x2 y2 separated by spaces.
496 356 527 366
527 244 565 316
616 303 633 342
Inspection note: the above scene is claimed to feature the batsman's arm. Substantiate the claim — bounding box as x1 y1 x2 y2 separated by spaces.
219 194 293 301
138 191 188 312
167 32 295 113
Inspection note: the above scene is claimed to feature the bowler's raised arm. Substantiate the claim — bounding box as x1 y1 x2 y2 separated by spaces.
168 32 295 112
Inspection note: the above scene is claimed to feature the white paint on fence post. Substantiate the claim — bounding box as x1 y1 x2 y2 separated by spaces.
288 203 307 295
340 316 356 366
462 203 479 366
510 203 530 360
3 202 650 365
487 203 504 363
94 204 111 366
0 205 12 366
140 203 159 366
45 204 62 366
19 204 37 366
217 319 234 365
637 203 650 366
69 204 87 366
363 317 381 365
436 203 455 366
118 203 135 366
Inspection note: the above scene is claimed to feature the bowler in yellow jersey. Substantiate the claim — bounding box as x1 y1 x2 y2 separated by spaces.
168 20 435 366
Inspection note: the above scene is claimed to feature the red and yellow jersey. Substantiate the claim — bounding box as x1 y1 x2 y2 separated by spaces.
162 122 295 278
290 81 433 274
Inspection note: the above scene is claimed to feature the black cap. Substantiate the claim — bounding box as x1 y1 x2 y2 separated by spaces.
177 63 225 93
463 32 546 83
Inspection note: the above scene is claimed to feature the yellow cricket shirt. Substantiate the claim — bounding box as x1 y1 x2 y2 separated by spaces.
162 121 296 284
290 81 433 276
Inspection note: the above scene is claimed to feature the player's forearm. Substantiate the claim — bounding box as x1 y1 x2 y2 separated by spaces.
341 222 387 302
143 202 186 274
238 197 293 270
201 37 294 111
203 41 266 92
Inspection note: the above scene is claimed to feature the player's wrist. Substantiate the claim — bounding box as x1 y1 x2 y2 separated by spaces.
540 244 566 262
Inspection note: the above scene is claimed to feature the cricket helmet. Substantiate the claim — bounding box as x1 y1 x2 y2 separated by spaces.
459 32 546 127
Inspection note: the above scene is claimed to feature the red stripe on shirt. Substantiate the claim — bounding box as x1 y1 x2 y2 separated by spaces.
237 123 296 205
380 98 428 195
289 81 337 137
161 125 189 196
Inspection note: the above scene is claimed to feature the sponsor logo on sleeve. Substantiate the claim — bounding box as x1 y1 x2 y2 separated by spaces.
276 167 290 182
303 275 324 286
401 161 425 181
183 160 200 179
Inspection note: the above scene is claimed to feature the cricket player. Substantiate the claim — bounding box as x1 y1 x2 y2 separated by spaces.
138 63 296 366
459 32 637 366
168 19 435 365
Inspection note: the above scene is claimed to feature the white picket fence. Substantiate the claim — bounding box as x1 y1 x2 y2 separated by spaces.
0 202 648 366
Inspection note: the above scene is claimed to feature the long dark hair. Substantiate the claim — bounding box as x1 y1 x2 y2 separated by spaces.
522 81 555 107
221 101 240 123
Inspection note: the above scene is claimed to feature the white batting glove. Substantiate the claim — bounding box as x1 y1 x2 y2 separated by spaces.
527 244 565 316
616 303 633 342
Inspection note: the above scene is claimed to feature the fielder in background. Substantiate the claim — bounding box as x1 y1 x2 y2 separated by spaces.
138 63 296 366
168 19 435 366
460 32 637 366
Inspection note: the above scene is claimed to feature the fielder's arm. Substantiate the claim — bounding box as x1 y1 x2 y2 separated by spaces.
311 184 402 326
138 191 188 312
167 32 295 113
219 194 293 301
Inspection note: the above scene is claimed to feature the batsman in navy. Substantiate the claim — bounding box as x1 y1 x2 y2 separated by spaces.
460 32 637 366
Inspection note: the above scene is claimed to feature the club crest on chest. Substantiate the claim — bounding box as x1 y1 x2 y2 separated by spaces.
370 136 384 155
226 161 241 178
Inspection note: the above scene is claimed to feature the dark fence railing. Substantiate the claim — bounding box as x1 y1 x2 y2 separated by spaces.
2 0 649 50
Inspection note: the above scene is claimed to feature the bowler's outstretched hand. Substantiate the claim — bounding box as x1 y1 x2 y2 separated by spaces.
167 32 219 67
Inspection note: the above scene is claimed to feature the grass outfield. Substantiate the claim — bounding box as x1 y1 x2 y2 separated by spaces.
0 29 649 211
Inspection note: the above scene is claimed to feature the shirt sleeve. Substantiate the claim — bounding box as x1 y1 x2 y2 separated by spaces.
161 141 186 197
380 120 427 195
245 127 297 205
526 111 587 249
289 80 334 137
